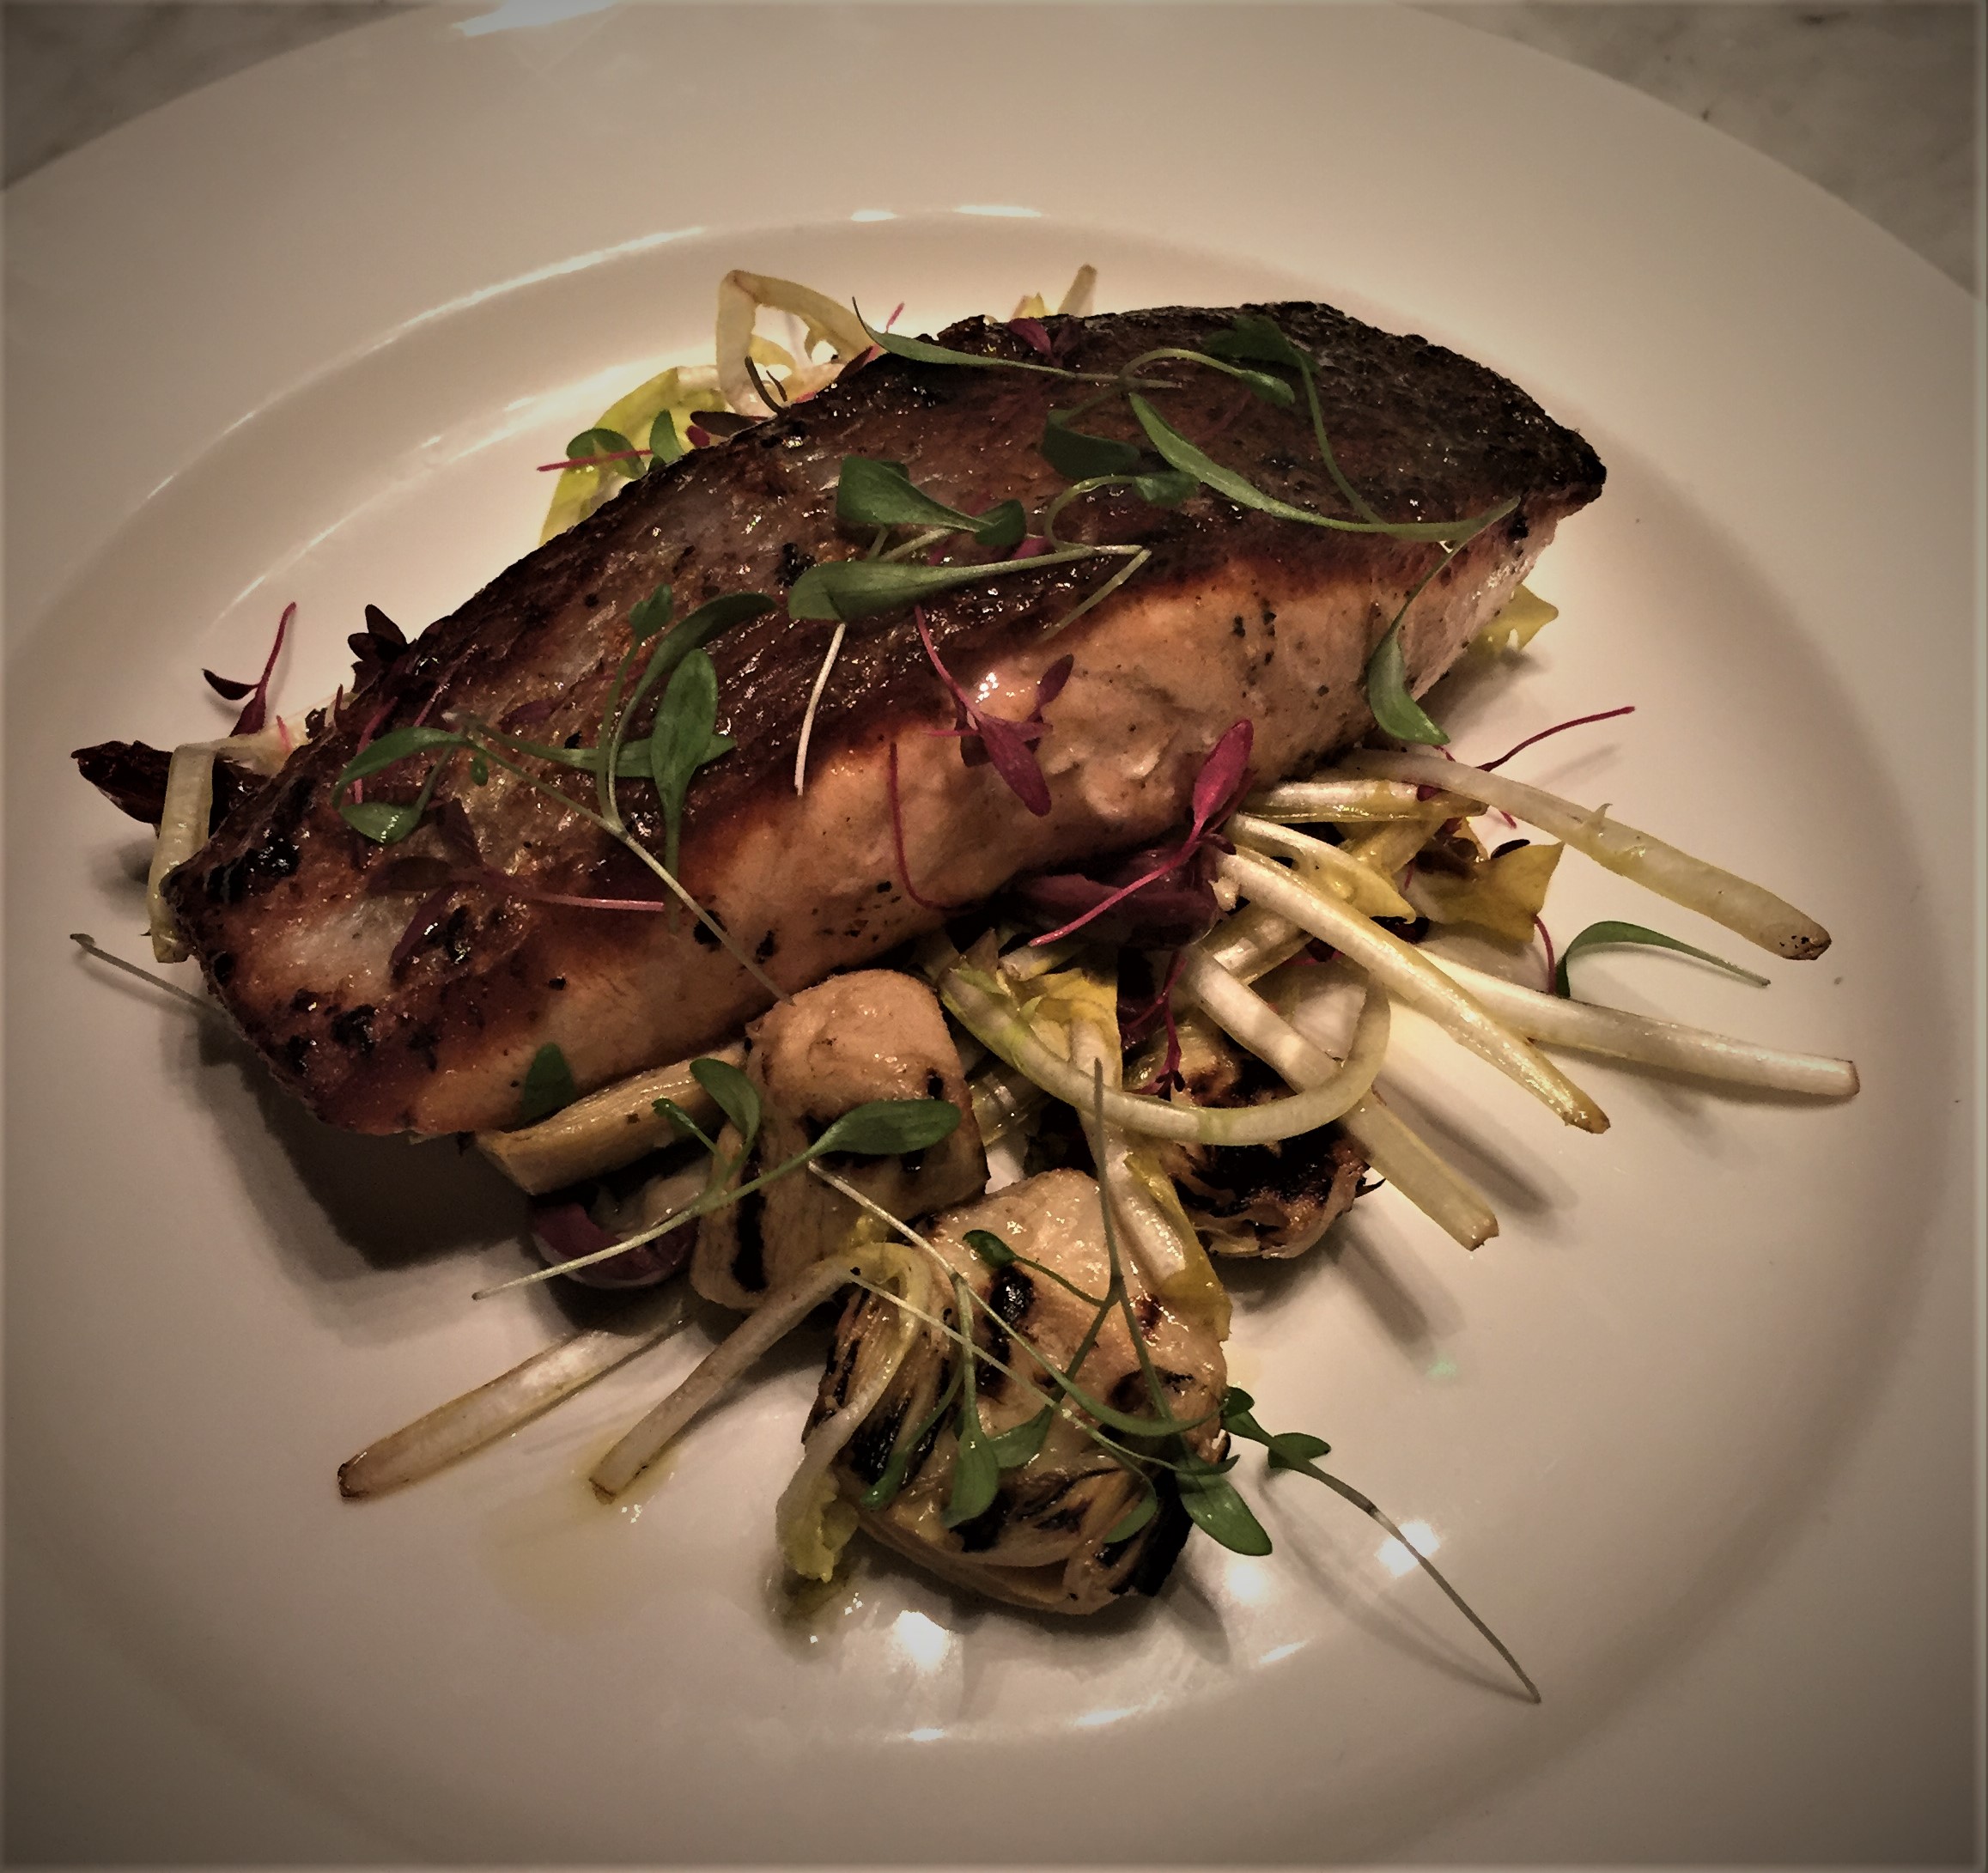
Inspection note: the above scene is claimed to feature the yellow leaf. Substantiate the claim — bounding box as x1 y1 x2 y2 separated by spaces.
1413 841 1564 941
1469 583 1559 656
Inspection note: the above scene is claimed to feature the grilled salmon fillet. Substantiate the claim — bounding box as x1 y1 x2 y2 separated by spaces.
161 302 1604 1134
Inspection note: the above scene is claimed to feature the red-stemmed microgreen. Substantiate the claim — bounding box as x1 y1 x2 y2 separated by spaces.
887 740 957 912
203 601 295 734
1476 704 1636 772
1028 719 1254 946
1535 914 1558 996
914 607 1071 818
1554 920 1768 999
1122 949 1189 1094
1221 1386 1541 1701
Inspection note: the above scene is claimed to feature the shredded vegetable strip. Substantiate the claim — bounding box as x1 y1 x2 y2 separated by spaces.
146 744 218 961
1425 955 1859 1095
591 1249 874 1497
1229 813 1416 920
939 960 1387 1145
1331 749 1833 960
338 1286 690 1498
1216 849 1609 1134
1338 1095 1499 1250
1242 778 1472 824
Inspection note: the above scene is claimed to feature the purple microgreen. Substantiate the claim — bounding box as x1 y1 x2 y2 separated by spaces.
530 1198 691 1289
1028 718 1253 946
1478 704 1636 772
887 741 954 910
388 884 458 975
1535 914 1558 995
204 600 295 734
787 544 1093 623
519 1042 578 1123
1555 920 1770 999
1006 316 1053 356
1122 949 1189 1093
648 649 734 879
915 608 1069 817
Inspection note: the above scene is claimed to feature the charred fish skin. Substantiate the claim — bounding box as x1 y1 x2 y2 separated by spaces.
162 303 1604 1136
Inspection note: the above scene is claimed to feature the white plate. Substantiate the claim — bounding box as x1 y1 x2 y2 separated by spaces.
5 5 1977 1862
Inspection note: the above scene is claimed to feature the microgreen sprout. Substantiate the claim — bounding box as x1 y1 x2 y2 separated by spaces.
518 1043 578 1124
1554 921 1769 999
473 1094 960 1298
1220 1387 1541 1702
69 932 224 1019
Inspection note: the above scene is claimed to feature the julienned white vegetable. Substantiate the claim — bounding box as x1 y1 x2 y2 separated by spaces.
1241 778 1474 824
1215 849 1610 1134
475 1044 745 1195
591 1244 891 1498
1330 749 1833 961
1228 813 1416 920
938 959 1389 1146
715 270 872 419
1425 954 1860 1096
1171 949 1497 1250
337 1285 690 1498
1338 1095 1500 1250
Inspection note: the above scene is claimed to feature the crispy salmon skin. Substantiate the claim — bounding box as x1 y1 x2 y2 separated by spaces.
157 301 1603 1134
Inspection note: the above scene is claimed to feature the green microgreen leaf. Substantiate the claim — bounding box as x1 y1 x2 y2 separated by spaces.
1265 1431 1333 1469
1133 469 1196 507
973 498 1027 553
1041 410 1143 480
628 581 673 644
857 307 1079 379
965 1228 1017 1268
1128 392 1335 528
785 547 1091 623
1364 619 1450 746
815 1098 962 1157
1201 312 1307 372
670 590 778 648
568 427 638 475
646 410 684 471
654 1097 719 1155
468 751 489 785
1126 341 1294 407
649 649 734 876
1555 921 1771 998
337 799 425 843
334 726 467 789
1175 1454 1273 1555
519 1042 578 1124
690 1055 761 1158
860 1360 964 1511
835 457 979 532
988 1406 1052 1470
1104 1486 1159 1543
944 1397 1000 1527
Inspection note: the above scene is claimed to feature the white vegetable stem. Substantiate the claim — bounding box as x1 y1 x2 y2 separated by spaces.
591 1250 864 1498
1243 778 1474 824
146 745 217 962
1426 955 1860 1096
1333 749 1833 961
1228 813 1415 920
1339 1095 1499 1251
939 964 1387 1145
1216 849 1610 1134
1172 950 1496 1250
337 1286 690 1498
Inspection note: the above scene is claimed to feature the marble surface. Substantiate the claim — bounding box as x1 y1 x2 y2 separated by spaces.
2 1 1981 295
